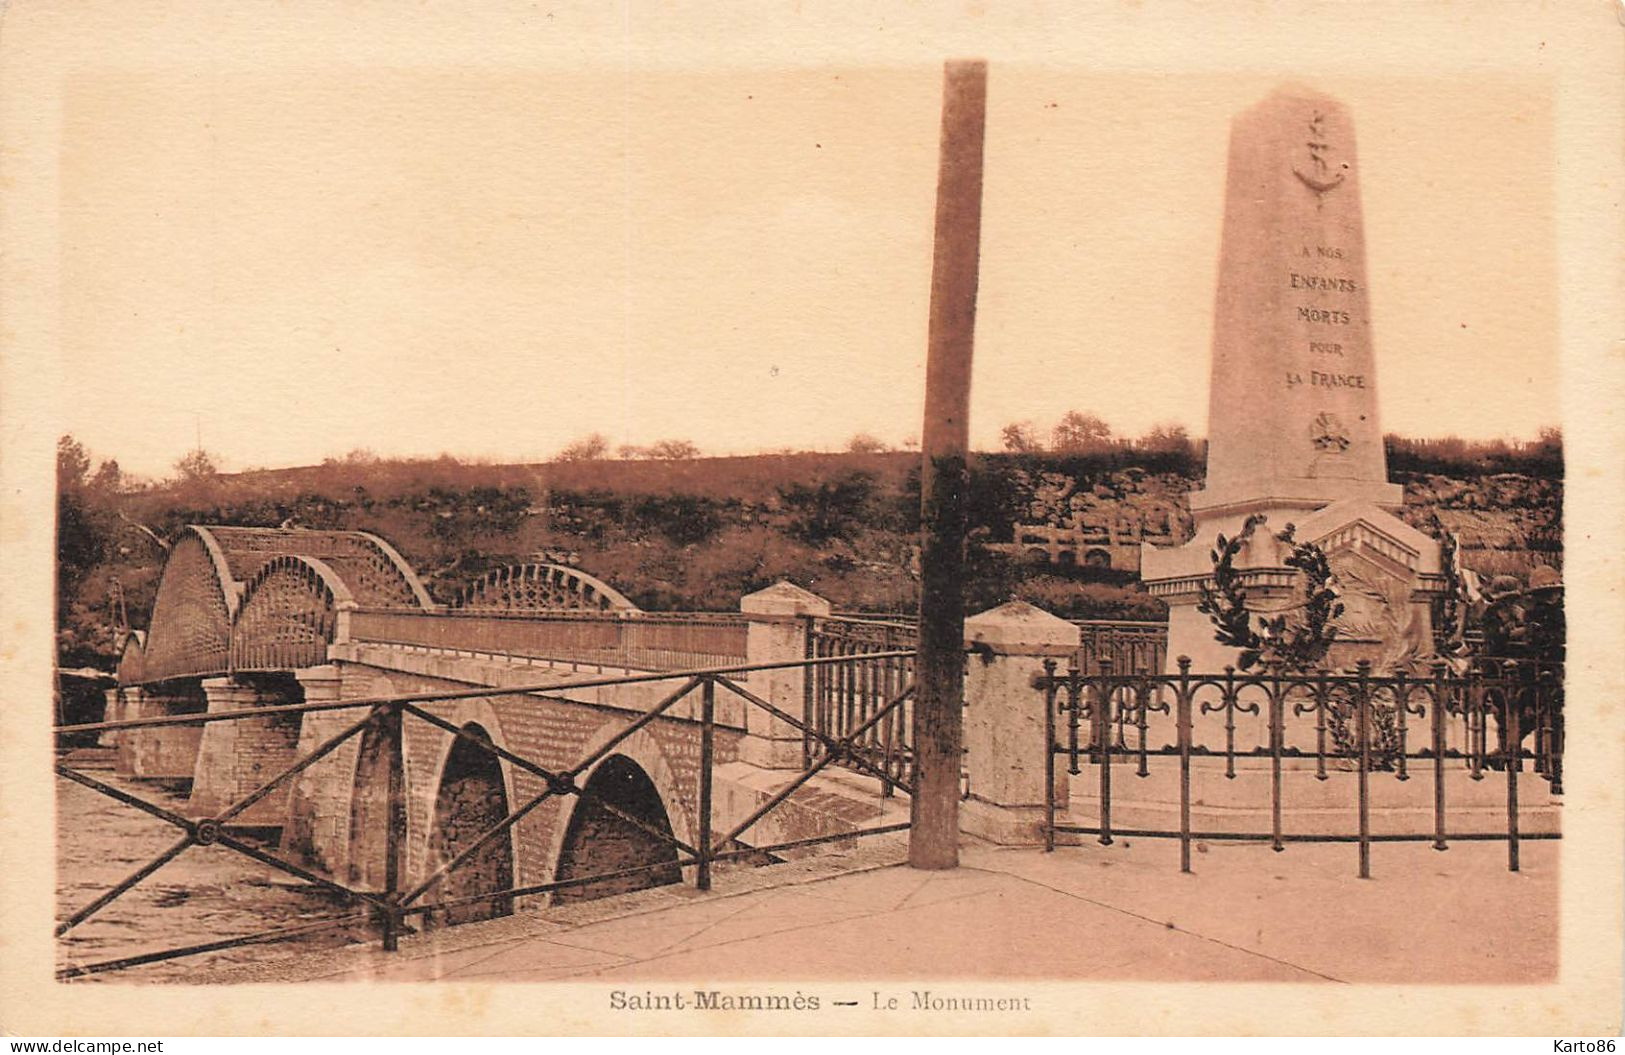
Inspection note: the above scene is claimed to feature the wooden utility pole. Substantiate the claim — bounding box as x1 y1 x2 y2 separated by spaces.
911 59 987 870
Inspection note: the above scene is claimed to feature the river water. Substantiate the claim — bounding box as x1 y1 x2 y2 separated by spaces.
56 764 370 983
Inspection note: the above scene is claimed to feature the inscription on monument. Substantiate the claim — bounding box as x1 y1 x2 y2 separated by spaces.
1297 307 1351 325
1286 244 1360 381
1284 371 1367 389
1289 272 1359 293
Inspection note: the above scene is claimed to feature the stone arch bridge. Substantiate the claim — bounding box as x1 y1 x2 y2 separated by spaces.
85 527 911 953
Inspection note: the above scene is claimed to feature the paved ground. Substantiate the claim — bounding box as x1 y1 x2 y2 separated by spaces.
197 834 1558 986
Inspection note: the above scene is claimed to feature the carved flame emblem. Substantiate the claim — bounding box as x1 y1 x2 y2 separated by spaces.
1293 110 1346 195
1311 411 1351 452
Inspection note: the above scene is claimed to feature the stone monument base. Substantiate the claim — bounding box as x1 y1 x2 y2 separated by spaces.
1143 498 1448 674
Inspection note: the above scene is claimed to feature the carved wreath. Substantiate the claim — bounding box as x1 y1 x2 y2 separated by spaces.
1196 513 1344 672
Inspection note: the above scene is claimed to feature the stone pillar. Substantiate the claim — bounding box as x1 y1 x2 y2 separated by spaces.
99 687 125 751
111 686 142 774
187 677 300 824
281 665 363 876
959 601 1080 845
124 687 205 781
739 582 831 769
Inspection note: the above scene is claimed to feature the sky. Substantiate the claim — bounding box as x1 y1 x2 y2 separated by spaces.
58 63 1558 478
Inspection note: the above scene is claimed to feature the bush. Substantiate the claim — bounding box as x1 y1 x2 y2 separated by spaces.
779 472 878 545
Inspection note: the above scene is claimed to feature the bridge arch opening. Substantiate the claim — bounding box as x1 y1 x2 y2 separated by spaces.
425 724 515 926
553 755 682 905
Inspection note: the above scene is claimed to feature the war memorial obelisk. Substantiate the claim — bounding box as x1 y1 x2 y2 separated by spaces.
1143 86 1444 674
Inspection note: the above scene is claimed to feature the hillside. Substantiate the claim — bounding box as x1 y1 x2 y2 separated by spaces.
56 440 1562 670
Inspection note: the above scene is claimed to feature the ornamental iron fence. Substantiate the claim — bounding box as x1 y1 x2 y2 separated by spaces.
1038 657 1562 877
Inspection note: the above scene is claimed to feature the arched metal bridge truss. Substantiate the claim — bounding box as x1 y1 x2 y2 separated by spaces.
121 526 434 687
230 555 353 674
454 563 638 613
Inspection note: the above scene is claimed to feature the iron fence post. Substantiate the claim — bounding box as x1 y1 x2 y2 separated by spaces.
1548 670 1564 796
1394 670 1410 781
1503 665 1521 873
1431 662 1448 851
1043 658 1057 853
1314 670 1330 781
1221 666 1238 780
1469 671 1485 780
698 677 715 892
1135 679 1151 778
801 615 815 769
1356 659 1371 880
1270 678 1283 852
1097 658 1113 846
1176 657 1192 874
1066 665 1082 775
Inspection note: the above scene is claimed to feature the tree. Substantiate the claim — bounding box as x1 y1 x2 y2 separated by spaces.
1138 421 1192 454
1050 411 1112 453
88 459 123 494
648 439 700 460
57 435 90 492
846 433 889 454
172 447 219 481
1000 421 1042 453
556 433 610 462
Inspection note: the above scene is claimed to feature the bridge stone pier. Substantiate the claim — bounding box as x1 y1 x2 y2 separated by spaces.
187 675 304 825
106 683 206 783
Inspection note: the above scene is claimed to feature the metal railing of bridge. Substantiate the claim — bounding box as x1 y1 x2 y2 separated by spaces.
52 649 913 981
1038 657 1563 878
799 614 1166 786
348 607 750 672
831 612 1168 676
806 617 917 789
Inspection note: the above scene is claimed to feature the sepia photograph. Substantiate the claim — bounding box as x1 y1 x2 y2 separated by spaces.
2 0 1621 1038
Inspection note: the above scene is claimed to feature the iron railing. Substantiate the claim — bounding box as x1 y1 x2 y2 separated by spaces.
1038 657 1563 877
1072 619 1166 675
53 650 913 980
798 614 1166 787
805 617 917 790
831 612 1168 675
347 607 750 672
